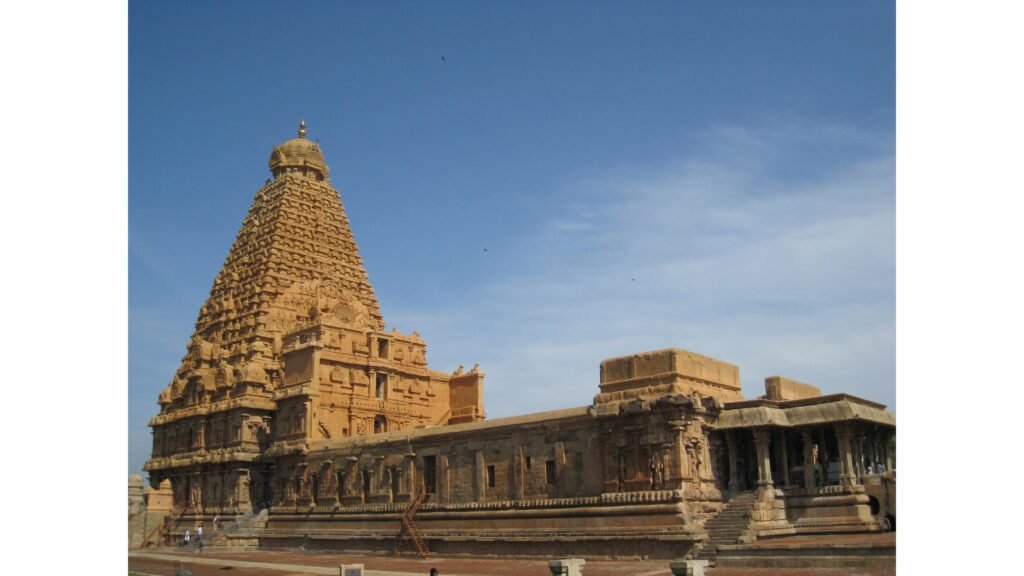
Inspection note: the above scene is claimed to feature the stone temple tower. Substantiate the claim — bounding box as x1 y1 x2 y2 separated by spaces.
144 124 485 516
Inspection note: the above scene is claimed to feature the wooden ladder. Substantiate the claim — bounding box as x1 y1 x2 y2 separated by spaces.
394 489 431 558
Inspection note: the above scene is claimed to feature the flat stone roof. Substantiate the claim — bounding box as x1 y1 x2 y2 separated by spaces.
717 394 895 429
314 405 593 451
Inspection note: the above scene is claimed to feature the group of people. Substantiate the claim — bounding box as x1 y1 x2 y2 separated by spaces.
183 510 225 545
180 524 203 550
178 522 441 576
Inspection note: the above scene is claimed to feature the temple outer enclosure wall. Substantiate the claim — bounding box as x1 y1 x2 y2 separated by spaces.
262 399 718 558
143 126 895 560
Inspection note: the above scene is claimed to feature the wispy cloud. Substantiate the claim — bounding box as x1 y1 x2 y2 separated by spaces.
397 120 895 416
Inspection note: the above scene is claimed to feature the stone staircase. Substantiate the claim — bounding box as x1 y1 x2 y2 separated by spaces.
696 490 757 561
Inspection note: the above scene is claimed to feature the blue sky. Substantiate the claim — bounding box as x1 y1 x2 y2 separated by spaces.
129 0 895 475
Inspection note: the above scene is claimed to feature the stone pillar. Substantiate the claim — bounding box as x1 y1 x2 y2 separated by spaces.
725 431 739 492
303 399 313 439
362 467 373 501
662 444 673 490
189 471 203 511
513 445 525 500
404 454 416 499
700 426 713 482
475 450 486 500
197 418 207 450
863 433 876 472
854 432 866 481
670 420 689 487
554 441 566 493
835 423 857 487
883 431 894 471
376 456 387 498
391 465 401 501
800 430 816 490
237 469 252 512
774 430 790 487
438 454 450 504
752 429 773 487
341 456 359 504
708 434 723 489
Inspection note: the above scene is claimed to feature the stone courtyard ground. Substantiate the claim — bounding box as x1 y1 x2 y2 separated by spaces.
128 533 895 576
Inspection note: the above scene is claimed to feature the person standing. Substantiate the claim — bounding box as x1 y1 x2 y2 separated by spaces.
183 529 190 547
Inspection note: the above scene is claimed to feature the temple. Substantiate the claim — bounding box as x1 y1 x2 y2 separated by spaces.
141 124 895 560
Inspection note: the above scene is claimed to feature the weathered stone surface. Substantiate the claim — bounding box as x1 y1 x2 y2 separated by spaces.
764 376 821 401
596 349 743 405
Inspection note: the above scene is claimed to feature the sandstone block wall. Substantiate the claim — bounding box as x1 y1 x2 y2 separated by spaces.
764 376 821 401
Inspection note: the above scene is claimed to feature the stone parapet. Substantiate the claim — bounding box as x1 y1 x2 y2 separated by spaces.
764 376 821 401
595 349 743 406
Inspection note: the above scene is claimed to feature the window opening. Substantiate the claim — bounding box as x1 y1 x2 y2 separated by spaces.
424 456 437 494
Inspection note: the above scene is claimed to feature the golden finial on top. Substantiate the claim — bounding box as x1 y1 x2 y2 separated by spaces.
298 120 307 139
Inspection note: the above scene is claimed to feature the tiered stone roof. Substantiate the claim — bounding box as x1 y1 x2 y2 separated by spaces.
157 123 384 411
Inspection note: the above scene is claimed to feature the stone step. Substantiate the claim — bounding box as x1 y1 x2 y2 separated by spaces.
708 525 746 531
709 518 748 525
707 526 748 533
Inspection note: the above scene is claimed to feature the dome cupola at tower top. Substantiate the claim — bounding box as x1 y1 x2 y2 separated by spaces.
268 120 329 180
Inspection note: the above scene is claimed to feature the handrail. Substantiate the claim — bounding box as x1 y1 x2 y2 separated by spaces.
395 489 431 558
